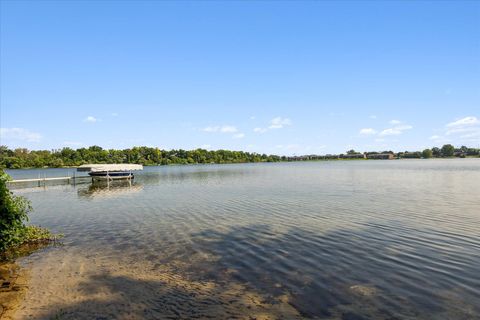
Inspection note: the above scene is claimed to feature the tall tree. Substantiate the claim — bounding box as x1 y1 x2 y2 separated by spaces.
422 149 433 159
431 147 441 157
441 144 455 157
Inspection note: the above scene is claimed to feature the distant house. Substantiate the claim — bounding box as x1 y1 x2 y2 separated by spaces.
323 154 340 160
341 153 366 159
287 156 310 161
367 153 394 160
400 151 422 159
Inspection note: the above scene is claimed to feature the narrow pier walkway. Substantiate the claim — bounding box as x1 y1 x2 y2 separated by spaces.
8 177 73 183
7 176 91 187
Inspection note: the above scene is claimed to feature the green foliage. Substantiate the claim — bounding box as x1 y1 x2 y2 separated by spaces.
23 225 60 243
402 151 422 159
422 149 433 159
431 147 441 157
0 170 59 254
0 146 282 169
1 145 478 169
0 170 32 251
441 144 455 157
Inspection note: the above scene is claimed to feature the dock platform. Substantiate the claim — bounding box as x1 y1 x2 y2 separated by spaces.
7 176 91 187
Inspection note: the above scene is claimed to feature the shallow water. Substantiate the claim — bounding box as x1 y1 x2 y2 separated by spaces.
6 160 480 319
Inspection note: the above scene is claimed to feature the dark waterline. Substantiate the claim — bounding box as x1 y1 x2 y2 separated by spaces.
7 160 480 319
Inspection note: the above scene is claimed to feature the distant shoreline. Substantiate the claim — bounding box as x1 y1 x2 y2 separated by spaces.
3 156 479 171
1 144 479 170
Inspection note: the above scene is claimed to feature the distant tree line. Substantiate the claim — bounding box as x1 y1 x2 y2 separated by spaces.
0 144 478 169
400 144 479 159
0 146 281 169
285 144 480 161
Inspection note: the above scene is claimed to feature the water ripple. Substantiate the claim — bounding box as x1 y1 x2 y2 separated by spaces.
9 160 480 319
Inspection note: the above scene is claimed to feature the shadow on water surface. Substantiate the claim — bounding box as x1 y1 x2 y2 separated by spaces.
34 223 479 320
77 180 143 199
37 269 300 320
187 224 479 319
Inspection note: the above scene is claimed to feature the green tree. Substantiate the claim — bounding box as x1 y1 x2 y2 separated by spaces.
422 149 433 159
431 147 441 157
441 144 455 157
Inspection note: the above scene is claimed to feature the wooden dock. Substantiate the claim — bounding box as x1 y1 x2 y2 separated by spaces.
7 163 142 188
7 176 91 187
8 177 72 183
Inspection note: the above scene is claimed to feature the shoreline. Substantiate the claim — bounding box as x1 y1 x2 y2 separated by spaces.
3 156 479 171
0 261 29 320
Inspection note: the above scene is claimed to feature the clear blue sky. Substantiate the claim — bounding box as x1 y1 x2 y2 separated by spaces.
1 1 479 155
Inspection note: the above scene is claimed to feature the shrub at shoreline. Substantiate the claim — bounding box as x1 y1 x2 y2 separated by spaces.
0 169 60 260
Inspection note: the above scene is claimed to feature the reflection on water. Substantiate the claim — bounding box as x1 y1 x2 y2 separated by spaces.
7 160 480 319
77 180 143 199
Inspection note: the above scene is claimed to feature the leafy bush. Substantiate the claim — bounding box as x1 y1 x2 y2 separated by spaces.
0 170 58 254
422 149 433 158
0 170 33 251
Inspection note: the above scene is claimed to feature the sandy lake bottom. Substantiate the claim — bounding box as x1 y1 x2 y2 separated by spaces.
3 160 480 319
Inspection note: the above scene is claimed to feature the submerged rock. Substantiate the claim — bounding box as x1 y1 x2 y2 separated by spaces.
349 284 378 297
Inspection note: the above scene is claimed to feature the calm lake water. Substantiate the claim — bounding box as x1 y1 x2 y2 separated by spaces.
6 160 480 319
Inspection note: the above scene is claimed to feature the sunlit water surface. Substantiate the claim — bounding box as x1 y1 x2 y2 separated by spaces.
6 160 480 319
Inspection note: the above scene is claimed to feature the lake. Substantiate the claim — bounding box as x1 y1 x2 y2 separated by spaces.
5 160 480 319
